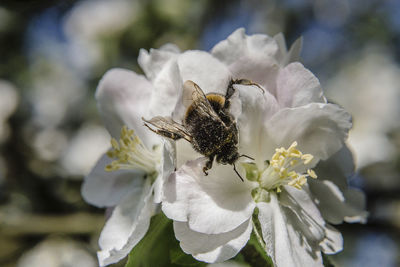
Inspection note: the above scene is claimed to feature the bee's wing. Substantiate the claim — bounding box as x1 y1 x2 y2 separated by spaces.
183 80 221 120
142 116 192 142
182 80 198 108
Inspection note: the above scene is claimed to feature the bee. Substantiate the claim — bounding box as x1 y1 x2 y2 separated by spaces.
142 79 263 181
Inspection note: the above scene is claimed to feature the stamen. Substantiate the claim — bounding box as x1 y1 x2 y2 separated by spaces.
258 141 318 192
105 126 160 173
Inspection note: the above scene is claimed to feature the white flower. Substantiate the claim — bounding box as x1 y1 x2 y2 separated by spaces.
81 69 175 266
134 28 367 266
83 28 367 267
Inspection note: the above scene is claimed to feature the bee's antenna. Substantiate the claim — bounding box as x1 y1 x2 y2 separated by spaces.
239 154 255 160
233 164 244 182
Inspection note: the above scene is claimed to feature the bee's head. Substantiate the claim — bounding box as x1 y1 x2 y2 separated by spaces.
226 151 240 165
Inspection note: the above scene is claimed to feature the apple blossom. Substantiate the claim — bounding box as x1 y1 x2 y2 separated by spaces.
82 28 367 267
154 29 367 266
81 68 175 266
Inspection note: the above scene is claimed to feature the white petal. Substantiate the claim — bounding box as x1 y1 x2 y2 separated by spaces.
162 158 256 234
266 103 352 161
174 219 252 263
235 84 279 166
137 44 180 81
272 33 287 64
273 33 303 66
280 186 326 245
276 62 326 108
314 145 354 191
286 36 303 65
211 28 280 95
177 50 231 95
81 153 144 208
148 60 183 118
97 180 156 266
308 180 368 224
258 194 323 267
320 225 343 255
153 140 176 203
343 188 368 223
95 68 159 148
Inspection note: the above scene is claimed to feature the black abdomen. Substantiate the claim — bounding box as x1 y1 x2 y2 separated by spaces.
184 107 229 156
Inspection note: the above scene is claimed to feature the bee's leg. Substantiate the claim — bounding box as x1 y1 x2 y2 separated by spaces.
226 78 265 101
233 164 244 182
143 123 183 140
203 155 214 176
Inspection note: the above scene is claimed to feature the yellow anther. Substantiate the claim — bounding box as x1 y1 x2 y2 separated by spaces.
105 125 160 174
290 150 302 158
302 154 314 164
307 169 317 179
111 138 119 150
288 141 298 149
258 141 318 193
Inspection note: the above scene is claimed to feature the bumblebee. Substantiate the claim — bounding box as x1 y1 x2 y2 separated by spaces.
143 79 263 181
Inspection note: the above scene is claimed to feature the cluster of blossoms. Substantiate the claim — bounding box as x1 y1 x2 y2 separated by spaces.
82 28 367 267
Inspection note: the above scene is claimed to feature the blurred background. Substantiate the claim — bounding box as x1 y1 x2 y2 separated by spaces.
0 0 399 266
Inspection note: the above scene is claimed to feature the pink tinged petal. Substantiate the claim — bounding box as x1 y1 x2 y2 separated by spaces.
273 33 303 66
286 36 303 65
82 153 144 208
162 158 256 234
177 50 231 95
137 44 180 81
97 180 156 267
95 68 159 148
309 180 368 224
211 28 280 95
320 225 343 255
276 62 326 108
266 103 352 161
258 195 323 267
173 219 252 263
273 33 287 64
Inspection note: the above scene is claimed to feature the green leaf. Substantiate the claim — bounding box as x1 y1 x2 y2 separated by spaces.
242 231 274 267
125 213 206 267
169 244 206 266
322 254 336 267
246 213 274 266
125 213 172 267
